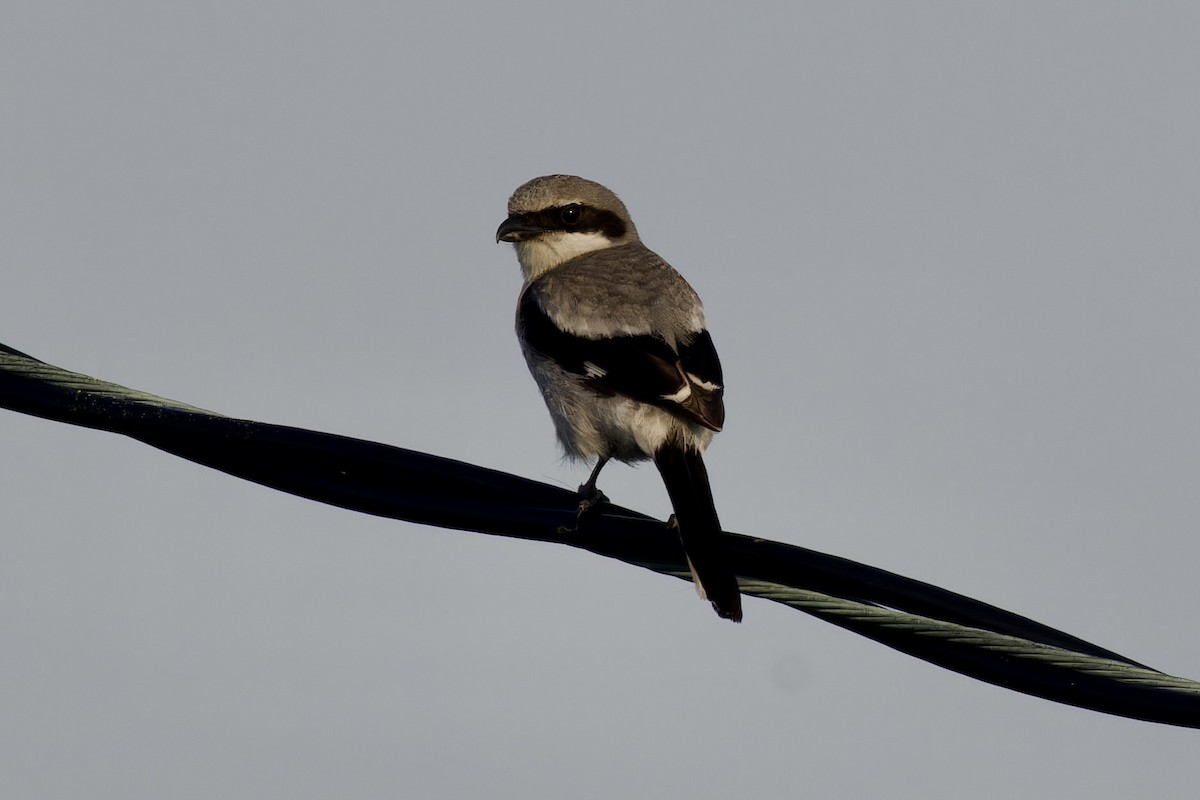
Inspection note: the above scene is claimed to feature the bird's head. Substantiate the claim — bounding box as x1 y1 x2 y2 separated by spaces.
496 175 639 281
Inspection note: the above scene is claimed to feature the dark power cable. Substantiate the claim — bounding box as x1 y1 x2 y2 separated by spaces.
2 343 1198 727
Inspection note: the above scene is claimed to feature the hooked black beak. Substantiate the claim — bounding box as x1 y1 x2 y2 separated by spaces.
495 214 546 243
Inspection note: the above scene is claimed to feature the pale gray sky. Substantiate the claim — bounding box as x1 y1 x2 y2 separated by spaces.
3 3 1199 798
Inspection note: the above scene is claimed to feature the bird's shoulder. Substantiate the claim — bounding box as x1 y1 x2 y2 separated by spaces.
530 243 705 339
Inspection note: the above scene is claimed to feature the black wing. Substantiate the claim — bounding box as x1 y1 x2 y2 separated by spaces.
676 328 724 430
518 287 724 431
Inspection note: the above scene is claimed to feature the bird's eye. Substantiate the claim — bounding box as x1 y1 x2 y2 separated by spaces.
559 204 582 226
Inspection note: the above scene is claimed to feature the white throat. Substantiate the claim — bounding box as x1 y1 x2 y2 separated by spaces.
514 231 614 281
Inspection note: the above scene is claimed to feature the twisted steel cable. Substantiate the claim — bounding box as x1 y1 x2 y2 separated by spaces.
3 342 1198 727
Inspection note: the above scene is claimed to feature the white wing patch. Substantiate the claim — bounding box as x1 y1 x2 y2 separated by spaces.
661 383 693 403
583 361 607 379
685 372 721 391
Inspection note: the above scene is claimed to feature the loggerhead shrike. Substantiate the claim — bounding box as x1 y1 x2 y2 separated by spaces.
496 175 742 622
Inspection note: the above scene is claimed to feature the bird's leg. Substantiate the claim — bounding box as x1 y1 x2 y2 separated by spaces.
577 457 610 517
558 457 611 534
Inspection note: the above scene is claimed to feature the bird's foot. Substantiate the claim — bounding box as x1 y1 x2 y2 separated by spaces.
556 484 609 535
577 483 609 517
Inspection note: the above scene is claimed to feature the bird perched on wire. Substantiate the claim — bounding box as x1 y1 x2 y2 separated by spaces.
496 174 742 622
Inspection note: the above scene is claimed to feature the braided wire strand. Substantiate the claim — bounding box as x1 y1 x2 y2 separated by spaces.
0 348 218 416
733 578 1200 694
4 341 1199 725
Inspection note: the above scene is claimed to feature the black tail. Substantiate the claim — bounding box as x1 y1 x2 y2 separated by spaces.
653 443 742 622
